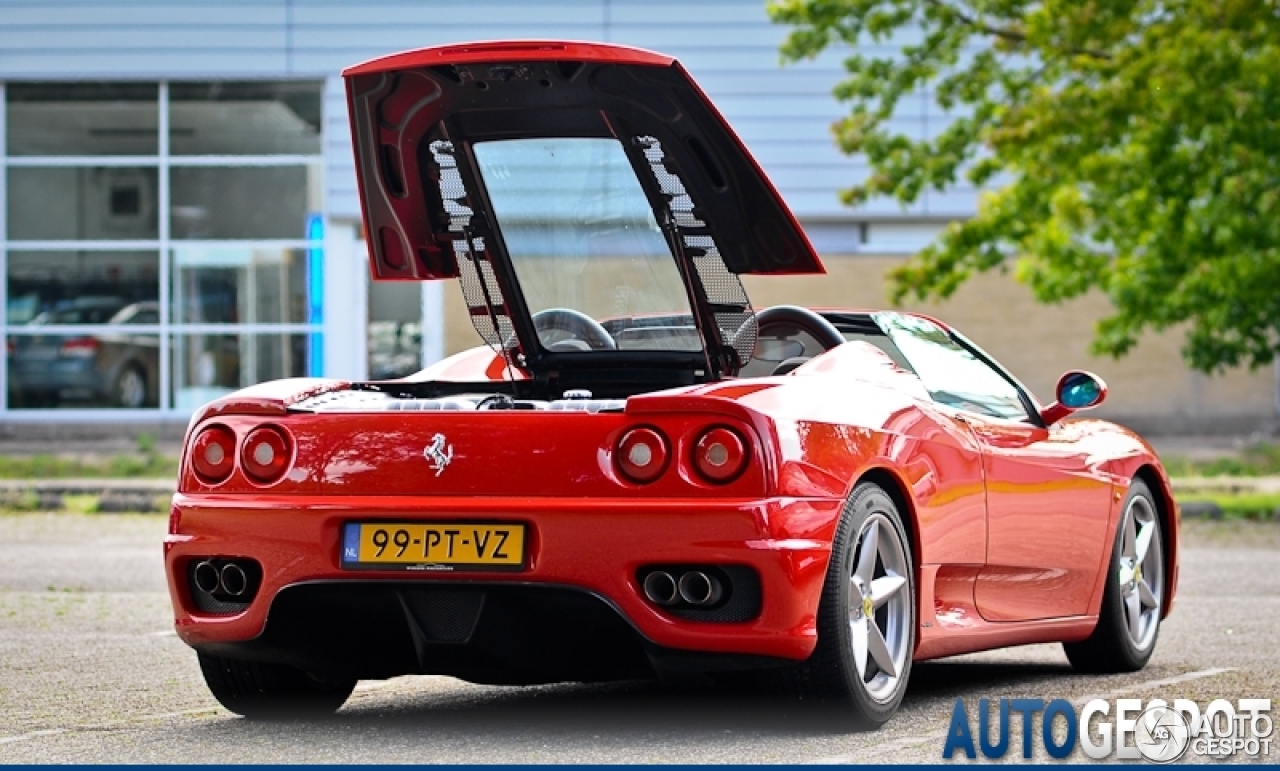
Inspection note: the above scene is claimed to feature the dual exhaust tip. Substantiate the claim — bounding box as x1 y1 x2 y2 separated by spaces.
192 559 253 599
642 569 724 608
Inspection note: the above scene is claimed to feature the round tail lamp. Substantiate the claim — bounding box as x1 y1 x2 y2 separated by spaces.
191 425 236 484
241 426 291 484
615 427 670 484
694 427 749 483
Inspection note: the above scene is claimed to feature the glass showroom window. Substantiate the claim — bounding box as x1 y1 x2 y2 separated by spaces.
368 275 425 380
1 80 324 415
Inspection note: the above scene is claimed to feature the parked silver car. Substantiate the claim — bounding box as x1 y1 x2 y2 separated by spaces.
8 298 159 408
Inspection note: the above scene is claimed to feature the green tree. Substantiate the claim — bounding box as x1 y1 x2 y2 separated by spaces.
769 0 1280 371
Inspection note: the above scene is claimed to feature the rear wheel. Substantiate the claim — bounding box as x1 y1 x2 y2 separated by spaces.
113 364 147 408
1064 479 1165 672
197 652 355 719
790 482 915 729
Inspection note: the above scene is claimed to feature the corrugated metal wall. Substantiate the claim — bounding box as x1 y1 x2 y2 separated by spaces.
0 0 976 251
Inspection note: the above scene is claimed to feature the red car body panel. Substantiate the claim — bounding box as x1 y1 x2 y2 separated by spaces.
343 40 677 76
166 41 1179 689
165 344 1178 665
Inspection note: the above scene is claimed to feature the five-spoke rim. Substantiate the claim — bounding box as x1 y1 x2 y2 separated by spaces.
847 512 911 702
1118 494 1163 651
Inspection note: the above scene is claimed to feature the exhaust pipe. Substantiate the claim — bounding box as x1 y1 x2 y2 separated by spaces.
678 571 722 607
642 571 680 606
193 560 221 594
220 562 248 597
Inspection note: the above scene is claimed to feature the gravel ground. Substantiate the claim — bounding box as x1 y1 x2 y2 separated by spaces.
0 514 1275 764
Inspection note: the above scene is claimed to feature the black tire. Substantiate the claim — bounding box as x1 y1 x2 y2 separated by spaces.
788 482 916 729
1064 479 1165 673
197 652 356 719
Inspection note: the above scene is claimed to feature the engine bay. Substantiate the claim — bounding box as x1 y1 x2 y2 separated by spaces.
291 389 627 414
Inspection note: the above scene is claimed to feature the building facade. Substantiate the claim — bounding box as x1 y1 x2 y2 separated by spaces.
0 0 1273 434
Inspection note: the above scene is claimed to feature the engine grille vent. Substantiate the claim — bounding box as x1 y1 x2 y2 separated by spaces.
633 136 755 370
427 140 518 357
289 389 626 413
398 588 485 643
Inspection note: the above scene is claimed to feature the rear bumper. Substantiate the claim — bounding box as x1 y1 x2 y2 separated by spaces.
192 580 798 684
165 494 843 677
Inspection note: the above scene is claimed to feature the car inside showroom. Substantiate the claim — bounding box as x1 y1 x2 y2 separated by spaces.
4 81 324 411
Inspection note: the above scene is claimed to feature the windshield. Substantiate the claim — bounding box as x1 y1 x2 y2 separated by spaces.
473 137 700 353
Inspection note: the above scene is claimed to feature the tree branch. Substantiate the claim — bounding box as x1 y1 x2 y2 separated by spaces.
922 0 1113 59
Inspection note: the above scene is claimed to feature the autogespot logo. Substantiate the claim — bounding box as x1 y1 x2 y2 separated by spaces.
942 697 1273 761
1133 704 1190 762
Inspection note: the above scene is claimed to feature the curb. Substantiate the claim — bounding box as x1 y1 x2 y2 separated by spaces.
1170 477 1280 494
1172 477 1280 521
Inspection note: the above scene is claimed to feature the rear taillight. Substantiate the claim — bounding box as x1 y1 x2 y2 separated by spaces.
59 337 100 358
693 426 749 483
191 425 236 484
615 427 670 484
240 426 291 484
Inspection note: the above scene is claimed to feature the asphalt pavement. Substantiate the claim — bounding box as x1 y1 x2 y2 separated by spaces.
0 513 1276 764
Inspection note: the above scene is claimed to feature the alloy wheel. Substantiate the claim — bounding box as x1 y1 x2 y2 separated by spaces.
847 512 911 703
1118 494 1164 651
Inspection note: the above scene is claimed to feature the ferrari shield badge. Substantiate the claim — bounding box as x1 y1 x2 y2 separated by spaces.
424 433 454 477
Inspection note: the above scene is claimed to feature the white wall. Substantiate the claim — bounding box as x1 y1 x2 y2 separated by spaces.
0 0 981 387
0 0 975 230
321 221 366 379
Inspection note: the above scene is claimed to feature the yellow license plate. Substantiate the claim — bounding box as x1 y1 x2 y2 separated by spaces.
340 522 525 571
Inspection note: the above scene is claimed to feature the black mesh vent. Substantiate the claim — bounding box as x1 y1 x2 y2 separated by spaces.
428 140 517 353
634 136 756 367
399 588 485 643
638 565 763 623
669 565 761 623
190 589 250 615
187 561 253 616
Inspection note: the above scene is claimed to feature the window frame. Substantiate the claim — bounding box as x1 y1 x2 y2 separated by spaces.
873 311 1047 427
0 79 326 418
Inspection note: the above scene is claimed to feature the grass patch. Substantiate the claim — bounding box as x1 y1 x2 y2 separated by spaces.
61 494 99 514
0 434 177 479
0 454 177 479
1177 492 1280 520
1163 442 1280 477
0 490 42 511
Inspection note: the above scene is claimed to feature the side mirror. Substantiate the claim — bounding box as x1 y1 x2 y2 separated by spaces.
1040 370 1107 426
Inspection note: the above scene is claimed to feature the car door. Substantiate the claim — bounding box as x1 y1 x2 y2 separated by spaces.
876 313 1113 622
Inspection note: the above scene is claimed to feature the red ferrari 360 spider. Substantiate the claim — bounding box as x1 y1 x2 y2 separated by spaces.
164 41 1179 727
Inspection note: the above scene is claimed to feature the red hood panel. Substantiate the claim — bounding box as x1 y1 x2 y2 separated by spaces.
342 40 824 282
